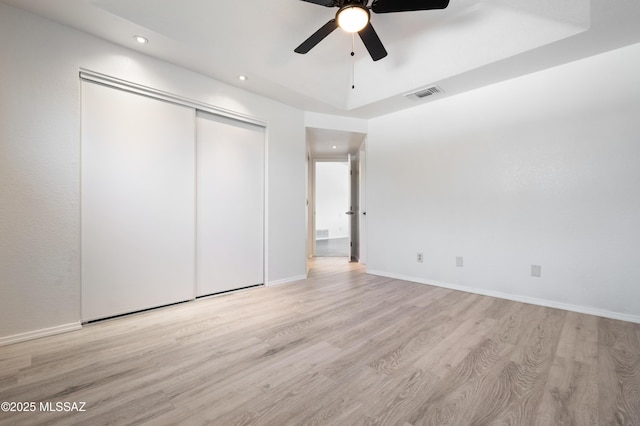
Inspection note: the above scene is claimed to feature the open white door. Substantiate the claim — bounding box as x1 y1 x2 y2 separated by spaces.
347 154 353 261
347 154 359 262
358 141 367 265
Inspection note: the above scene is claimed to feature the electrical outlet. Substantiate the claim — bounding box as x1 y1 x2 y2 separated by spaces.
531 265 541 277
456 256 464 267
417 252 423 263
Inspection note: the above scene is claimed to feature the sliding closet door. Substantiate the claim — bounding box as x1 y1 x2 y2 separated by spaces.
81 82 195 321
196 111 264 296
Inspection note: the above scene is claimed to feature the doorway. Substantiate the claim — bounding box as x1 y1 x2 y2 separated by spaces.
305 128 366 263
314 161 350 257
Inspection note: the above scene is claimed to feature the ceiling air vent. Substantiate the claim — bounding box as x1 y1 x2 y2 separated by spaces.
404 85 444 101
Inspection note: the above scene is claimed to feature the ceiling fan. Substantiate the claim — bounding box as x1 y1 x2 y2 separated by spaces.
294 0 450 61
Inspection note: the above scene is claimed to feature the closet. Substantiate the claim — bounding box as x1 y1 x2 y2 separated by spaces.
80 76 265 322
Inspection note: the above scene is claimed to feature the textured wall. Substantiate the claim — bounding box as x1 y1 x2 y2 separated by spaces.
367 43 640 321
0 3 306 341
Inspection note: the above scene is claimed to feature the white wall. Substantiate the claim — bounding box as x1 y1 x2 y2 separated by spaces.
367 43 640 322
0 3 306 342
305 112 368 134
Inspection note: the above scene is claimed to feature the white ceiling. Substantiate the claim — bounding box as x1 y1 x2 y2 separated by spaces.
307 127 366 158
3 0 640 120
3 0 639 157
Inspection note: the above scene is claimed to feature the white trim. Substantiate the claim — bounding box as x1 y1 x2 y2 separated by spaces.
310 159 316 257
193 109 199 299
315 236 350 241
0 322 82 347
79 69 268 128
266 274 307 287
367 269 640 324
263 126 270 287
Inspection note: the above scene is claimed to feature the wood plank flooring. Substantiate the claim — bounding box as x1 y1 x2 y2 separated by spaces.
1 258 639 425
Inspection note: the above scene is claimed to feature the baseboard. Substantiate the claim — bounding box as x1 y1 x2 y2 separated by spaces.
266 274 307 287
0 322 82 347
367 269 640 324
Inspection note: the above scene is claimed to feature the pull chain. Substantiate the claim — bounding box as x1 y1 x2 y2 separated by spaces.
351 33 355 90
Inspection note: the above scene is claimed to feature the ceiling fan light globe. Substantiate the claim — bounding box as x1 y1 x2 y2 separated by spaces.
337 6 369 33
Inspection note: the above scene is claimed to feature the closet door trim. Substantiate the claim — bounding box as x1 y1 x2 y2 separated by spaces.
79 69 268 128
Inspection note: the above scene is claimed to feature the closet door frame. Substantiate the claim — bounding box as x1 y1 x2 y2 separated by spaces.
80 69 268 320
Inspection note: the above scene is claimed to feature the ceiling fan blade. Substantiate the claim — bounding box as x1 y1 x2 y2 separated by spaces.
358 23 388 61
371 0 449 13
295 19 339 54
298 0 339 7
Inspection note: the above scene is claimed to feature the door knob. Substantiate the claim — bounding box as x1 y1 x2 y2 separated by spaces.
345 211 355 215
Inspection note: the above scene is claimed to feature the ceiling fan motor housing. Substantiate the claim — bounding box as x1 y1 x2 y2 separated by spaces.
295 0 450 61
336 3 371 33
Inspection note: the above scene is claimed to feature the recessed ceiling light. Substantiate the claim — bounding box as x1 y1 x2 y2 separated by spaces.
238 75 248 81
332 145 337 149
133 35 149 44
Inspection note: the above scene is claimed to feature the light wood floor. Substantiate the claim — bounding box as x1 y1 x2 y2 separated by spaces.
1 258 639 425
